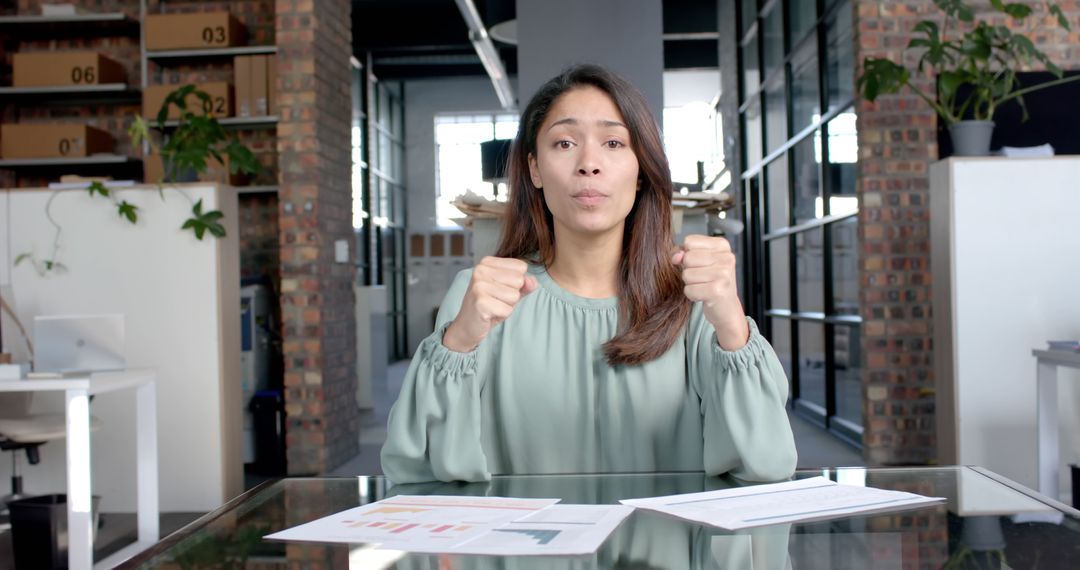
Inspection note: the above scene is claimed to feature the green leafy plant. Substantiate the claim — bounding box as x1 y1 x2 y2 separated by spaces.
132 84 260 189
183 199 227 240
16 85 260 275
857 0 1080 125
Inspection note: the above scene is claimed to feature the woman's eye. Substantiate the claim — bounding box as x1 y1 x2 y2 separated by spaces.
556 140 573 150
605 140 624 149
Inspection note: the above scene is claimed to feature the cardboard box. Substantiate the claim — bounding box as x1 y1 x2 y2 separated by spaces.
251 55 268 116
144 152 246 186
145 12 247 51
1 124 114 159
13 52 125 87
234 56 253 117
143 82 233 120
266 55 277 116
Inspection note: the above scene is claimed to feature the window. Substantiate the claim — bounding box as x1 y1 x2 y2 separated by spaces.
435 113 518 228
664 101 722 185
739 0 861 446
360 76 409 360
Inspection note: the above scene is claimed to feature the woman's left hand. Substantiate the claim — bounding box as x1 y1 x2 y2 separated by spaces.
671 234 750 350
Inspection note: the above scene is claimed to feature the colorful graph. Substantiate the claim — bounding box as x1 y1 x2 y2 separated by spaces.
364 506 429 516
491 528 561 545
339 519 473 535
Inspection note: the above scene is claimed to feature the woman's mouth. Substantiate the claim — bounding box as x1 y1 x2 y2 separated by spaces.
571 189 608 207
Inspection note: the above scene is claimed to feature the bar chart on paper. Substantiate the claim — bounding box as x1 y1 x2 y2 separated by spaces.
265 497 634 555
338 517 475 537
491 528 561 545
265 496 561 550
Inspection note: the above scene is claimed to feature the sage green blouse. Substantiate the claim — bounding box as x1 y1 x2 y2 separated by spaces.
381 264 797 484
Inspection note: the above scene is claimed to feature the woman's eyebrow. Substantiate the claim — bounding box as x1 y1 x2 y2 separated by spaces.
547 117 628 131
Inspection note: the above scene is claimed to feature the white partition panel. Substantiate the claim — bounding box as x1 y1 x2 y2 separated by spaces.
932 157 1080 498
0 183 241 512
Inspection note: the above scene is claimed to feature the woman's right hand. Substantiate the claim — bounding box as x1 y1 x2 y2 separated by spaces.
442 257 538 352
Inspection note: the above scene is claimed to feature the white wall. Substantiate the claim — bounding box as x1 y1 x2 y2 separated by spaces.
404 76 505 232
931 157 1080 499
0 183 242 512
517 0 664 119
403 77 504 354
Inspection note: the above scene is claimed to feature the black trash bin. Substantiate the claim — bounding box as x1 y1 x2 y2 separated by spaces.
8 494 100 570
1072 464 1080 509
249 389 286 475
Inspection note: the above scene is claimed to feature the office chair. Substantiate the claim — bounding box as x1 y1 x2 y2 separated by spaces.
0 392 102 508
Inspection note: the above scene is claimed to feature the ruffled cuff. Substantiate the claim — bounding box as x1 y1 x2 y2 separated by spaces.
712 317 772 371
417 320 479 378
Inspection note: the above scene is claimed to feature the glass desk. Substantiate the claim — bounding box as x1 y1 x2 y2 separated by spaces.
121 467 1080 569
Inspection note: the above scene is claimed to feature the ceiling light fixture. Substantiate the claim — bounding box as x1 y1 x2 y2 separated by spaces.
453 0 515 110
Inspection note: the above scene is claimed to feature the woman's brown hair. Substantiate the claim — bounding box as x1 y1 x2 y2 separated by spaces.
495 64 691 366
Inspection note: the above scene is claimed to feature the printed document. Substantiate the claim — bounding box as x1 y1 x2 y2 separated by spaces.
265 495 633 556
620 476 944 530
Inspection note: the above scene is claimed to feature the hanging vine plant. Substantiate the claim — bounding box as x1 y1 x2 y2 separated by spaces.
16 85 261 275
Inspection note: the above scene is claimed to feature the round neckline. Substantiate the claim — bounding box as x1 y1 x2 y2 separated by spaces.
529 264 618 310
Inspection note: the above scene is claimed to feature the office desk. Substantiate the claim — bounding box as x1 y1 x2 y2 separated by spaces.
124 466 1079 569
0 369 159 569
1034 348 1080 501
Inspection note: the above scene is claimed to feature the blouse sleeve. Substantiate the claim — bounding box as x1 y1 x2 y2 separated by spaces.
380 269 492 484
687 307 798 481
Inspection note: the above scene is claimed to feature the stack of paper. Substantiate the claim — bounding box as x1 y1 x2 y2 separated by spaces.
620 476 944 531
998 144 1055 158
267 477 944 554
265 495 633 556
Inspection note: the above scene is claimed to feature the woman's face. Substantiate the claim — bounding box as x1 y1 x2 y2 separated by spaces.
528 86 640 242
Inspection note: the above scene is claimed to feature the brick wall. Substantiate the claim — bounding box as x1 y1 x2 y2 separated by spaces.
276 0 358 475
854 0 1080 464
239 193 281 281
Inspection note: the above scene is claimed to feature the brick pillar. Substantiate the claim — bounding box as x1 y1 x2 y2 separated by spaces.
853 0 937 465
854 1 1080 464
276 0 358 474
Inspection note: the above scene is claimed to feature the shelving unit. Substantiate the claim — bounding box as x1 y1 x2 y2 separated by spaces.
0 12 132 23
0 155 140 167
161 115 279 130
236 185 279 194
0 12 139 34
0 84 141 104
0 2 279 188
0 8 143 182
146 45 277 60
137 1 280 187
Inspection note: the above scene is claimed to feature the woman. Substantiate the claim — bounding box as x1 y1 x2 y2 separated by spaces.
381 64 796 484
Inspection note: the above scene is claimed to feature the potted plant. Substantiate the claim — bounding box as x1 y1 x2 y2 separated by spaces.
857 0 1080 156
131 84 261 238
16 86 261 274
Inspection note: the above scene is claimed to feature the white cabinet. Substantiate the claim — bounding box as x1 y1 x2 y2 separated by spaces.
932 157 1080 495
0 183 241 512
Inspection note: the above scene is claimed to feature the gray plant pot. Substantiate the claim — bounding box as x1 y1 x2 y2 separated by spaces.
949 120 995 156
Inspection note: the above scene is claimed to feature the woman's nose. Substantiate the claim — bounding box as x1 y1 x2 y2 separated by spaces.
577 147 600 175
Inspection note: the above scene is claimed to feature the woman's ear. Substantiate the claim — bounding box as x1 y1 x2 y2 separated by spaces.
528 153 543 189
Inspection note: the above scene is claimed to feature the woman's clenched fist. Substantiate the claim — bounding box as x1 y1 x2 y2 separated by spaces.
671 235 750 350
442 257 538 352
